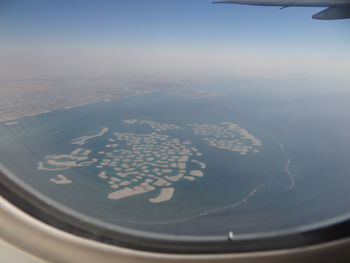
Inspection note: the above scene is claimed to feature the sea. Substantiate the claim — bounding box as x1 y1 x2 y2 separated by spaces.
1 86 350 238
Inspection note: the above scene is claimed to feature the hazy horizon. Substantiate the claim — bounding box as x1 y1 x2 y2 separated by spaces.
0 0 349 85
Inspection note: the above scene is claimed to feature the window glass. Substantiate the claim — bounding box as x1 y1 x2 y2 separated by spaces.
0 0 350 252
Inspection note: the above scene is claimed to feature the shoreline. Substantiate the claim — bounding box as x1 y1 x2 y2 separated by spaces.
0 91 157 123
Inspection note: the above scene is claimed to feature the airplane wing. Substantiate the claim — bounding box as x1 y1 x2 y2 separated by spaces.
212 0 350 20
312 6 350 19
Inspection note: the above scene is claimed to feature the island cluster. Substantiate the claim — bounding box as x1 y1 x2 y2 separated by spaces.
37 120 262 203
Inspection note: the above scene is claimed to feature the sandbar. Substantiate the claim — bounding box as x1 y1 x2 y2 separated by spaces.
50 174 72 184
71 127 109 145
150 187 175 203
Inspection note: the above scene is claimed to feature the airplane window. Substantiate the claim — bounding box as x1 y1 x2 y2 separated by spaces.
0 0 350 254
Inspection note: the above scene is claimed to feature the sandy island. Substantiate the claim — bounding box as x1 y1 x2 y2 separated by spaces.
4 121 19 126
188 122 262 154
36 120 262 203
71 127 109 145
50 174 72 184
150 187 175 203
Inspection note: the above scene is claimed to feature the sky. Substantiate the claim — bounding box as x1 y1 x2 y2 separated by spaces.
0 0 349 84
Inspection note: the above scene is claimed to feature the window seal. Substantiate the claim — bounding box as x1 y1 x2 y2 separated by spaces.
1 165 350 254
